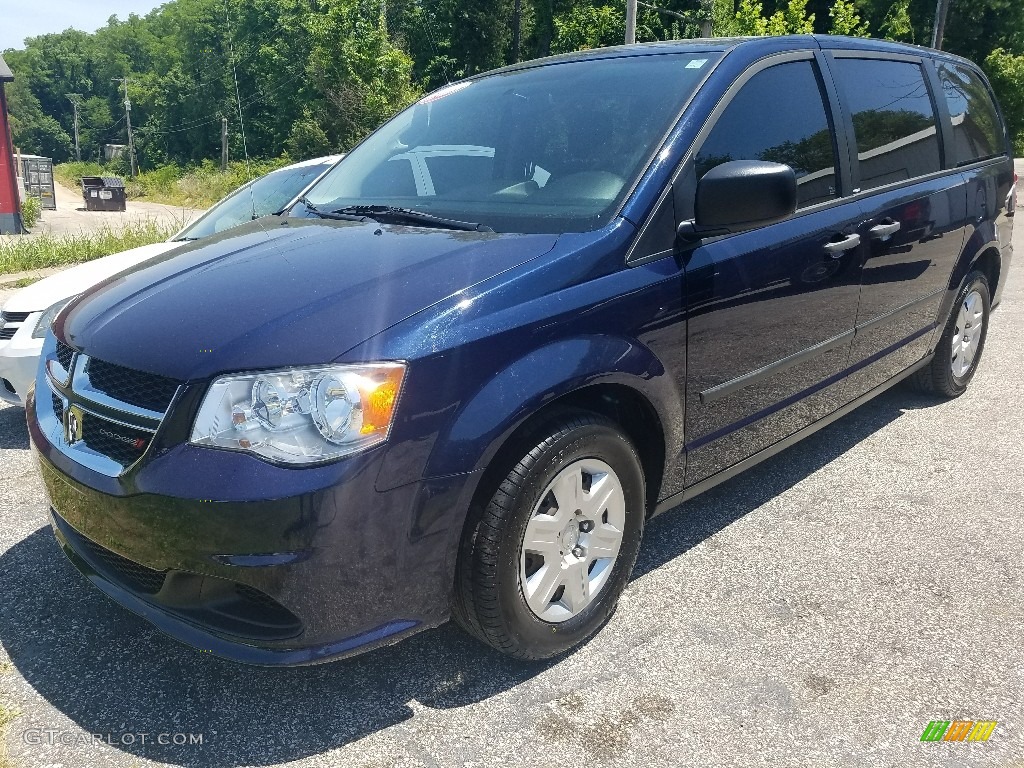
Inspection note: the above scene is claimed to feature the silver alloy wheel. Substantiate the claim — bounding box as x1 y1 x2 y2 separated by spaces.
951 289 984 378
519 458 626 623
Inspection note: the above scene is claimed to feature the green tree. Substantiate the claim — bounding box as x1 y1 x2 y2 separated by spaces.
829 0 869 35
879 0 914 41
5 76 73 159
985 48 1024 154
552 5 624 52
735 0 770 34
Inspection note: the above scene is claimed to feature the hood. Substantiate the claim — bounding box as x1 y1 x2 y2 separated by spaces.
59 218 558 381
3 242 180 313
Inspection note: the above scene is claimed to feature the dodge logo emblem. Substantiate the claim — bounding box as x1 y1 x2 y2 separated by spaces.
65 405 84 446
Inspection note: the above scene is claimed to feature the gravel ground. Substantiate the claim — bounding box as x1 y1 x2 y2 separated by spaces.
0 185 1021 768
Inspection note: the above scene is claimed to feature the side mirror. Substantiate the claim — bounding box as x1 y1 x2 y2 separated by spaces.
680 160 797 240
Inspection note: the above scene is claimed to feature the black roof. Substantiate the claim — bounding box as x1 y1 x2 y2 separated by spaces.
0 55 13 83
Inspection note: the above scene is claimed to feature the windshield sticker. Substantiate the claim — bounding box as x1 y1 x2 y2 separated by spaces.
685 59 709 69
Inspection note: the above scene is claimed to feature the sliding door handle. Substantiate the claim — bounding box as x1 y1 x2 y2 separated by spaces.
869 221 901 239
823 233 861 257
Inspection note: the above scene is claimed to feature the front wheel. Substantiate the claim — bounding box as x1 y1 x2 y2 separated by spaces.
909 270 991 398
451 412 645 659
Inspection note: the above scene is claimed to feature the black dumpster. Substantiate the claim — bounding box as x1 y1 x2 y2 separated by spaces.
81 176 127 212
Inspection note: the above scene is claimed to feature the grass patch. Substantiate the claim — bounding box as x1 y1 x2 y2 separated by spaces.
56 157 292 209
0 221 176 276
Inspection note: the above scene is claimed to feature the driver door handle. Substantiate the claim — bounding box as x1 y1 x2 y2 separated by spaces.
869 221 901 239
823 233 861 256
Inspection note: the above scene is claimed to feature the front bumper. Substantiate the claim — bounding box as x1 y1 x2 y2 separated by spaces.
28 384 481 665
0 311 44 405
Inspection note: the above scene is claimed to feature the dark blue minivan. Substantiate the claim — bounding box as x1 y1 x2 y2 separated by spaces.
29 35 1015 664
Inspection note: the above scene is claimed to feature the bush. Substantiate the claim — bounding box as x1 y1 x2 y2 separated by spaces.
20 196 41 230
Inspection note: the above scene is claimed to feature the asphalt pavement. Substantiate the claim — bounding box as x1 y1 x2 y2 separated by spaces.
0 179 1022 768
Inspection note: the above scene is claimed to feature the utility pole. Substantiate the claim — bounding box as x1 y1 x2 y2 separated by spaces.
66 95 81 161
221 117 229 171
625 0 637 44
112 77 137 177
931 0 951 49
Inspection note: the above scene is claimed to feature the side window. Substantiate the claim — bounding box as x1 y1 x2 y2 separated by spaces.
695 60 838 209
937 61 1005 165
831 58 941 190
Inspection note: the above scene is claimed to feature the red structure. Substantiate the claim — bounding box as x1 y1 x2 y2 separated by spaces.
0 55 22 234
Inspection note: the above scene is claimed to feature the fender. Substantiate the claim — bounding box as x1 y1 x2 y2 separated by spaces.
424 334 684 482
932 229 1000 338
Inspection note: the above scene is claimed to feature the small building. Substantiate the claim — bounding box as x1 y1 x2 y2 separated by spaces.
104 144 127 161
0 55 22 234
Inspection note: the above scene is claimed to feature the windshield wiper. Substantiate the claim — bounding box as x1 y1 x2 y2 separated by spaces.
332 205 493 232
173 236 201 242
299 197 371 222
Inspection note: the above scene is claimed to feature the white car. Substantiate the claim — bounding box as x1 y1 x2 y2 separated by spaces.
0 155 341 406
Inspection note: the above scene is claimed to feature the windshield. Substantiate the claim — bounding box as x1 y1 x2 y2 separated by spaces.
299 53 719 234
176 159 337 240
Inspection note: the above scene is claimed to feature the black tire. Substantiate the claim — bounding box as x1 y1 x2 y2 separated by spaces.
451 411 645 659
908 270 991 398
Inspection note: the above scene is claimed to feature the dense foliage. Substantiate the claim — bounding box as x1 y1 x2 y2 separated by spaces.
3 0 1023 169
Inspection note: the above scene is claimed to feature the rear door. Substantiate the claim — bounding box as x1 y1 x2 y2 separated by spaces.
680 53 866 486
825 53 968 396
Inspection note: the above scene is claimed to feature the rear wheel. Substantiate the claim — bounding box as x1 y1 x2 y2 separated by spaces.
452 412 645 659
909 270 991 398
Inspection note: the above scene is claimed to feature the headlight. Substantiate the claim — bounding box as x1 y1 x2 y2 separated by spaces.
190 363 406 464
32 298 72 338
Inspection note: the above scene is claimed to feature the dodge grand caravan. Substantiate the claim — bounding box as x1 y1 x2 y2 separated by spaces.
28 35 1015 664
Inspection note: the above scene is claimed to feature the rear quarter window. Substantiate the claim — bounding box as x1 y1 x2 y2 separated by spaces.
937 61 1006 165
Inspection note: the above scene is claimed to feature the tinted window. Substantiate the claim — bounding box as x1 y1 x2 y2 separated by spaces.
302 53 721 234
695 61 838 208
832 59 941 190
937 61 1005 165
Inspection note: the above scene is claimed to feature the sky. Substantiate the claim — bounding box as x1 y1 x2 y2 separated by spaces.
0 0 166 52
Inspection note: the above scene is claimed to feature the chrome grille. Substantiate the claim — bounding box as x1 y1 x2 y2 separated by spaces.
84 357 180 413
45 345 174 476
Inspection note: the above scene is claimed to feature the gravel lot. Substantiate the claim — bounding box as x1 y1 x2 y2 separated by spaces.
1 180 1021 768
